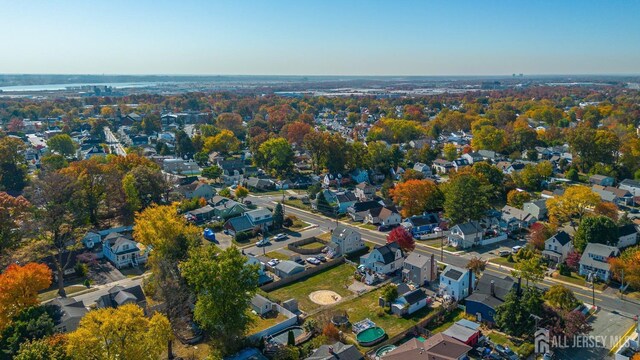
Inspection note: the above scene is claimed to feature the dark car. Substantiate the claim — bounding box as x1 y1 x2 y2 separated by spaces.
315 255 327 262
244 200 252 205
293 257 305 265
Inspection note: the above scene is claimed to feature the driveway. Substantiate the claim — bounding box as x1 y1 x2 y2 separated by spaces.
88 260 125 285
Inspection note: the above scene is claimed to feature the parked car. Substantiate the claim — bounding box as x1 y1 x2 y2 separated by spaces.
498 250 511 257
244 200 252 205
267 259 280 267
315 255 327 262
495 345 519 360
272 233 288 241
288 196 297 200
378 224 395 232
631 208 639 214
306 257 321 265
256 239 271 247
511 245 523 254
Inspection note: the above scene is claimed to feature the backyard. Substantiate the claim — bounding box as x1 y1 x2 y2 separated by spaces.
247 311 289 334
265 263 356 312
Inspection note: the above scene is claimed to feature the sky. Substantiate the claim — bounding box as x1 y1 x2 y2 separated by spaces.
1 0 639 76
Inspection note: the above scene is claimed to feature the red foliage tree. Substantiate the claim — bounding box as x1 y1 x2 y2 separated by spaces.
565 250 582 271
387 226 415 252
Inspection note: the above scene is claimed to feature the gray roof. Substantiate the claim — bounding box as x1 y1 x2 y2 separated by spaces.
251 294 272 309
404 252 431 268
442 265 466 281
275 260 305 275
620 179 640 189
443 323 479 343
226 215 253 232
50 297 87 330
454 221 482 235
307 342 363 360
333 225 359 240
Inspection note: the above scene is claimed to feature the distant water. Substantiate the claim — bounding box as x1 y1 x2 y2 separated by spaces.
0 82 160 92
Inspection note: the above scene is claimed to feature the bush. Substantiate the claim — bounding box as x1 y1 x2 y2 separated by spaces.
507 254 515 263
83 279 91 288
376 308 387 318
74 262 89 277
207 221 224 231
283 217 293 227
234 231 252 243
516 343 534 358
558 263 571 276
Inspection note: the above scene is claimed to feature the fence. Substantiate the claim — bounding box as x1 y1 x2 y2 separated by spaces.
288 237 328 255
260 257 346 292
248 303 299 342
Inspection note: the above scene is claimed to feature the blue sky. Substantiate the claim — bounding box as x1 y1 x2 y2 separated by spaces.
1 0 639 75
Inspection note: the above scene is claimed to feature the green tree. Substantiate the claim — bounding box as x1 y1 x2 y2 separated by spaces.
545 285 579 311
511 254 545 286
443 174 490 224
0 192 31 257
443 143 458 161
235 185 249 202
40 154 68 171
506 190 531 209
573 215 619 252
0 305 59 359
0 137 28 192
181 246 259 355
47 134 76 158
256 138 294 177
472 125 506 152
202 165 222 180
381 285 398 309
273 203 284 229
14 335 70 360
495 286 543 337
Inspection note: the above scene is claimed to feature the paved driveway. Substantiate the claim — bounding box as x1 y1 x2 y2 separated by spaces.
88 261 125 285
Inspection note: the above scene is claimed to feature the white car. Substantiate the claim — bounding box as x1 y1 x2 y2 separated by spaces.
306 257 321 265
272 233 288 241
267 259 280 267
256 239 271 247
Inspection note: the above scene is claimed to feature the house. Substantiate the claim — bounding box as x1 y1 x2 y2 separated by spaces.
246 256 273 285
360 242 403 275
185 205 218 223
465 274 516 324
592 185 634 206
500 205 537 231
504 162 526 174
96 284 146 310
382 334 471 360
442 319 482 346
175 182 215 200
246 177 275 191
327 225 365 257
82 145 107 160
217 159 246 185
163 158 200 175
334 191 358 214
579 243 620 282
542 231 574 264
323 173 351 188
391 288 428 316
212 199 247 219
432 159 453 174
365 207 402 227
412 162 433 177
250 294 275 316
619 179 640 196
461 152 484 164
589 174 615 187
224 208 273 235
452 158 470 171
447 221 483 249
210 195 232 207
523 199 548 220
350 169 370 184
403 252 437 286
306 341 363 360
617 224 639 248
102 233 149 269
354 182 376 201
439 265 474 301
273 260 305 278
348 200 384 222
478 149 500 162
402 213 440 237
50 297 88 333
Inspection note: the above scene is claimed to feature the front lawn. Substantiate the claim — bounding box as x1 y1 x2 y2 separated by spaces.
284 199 312 211
39 285 93 302
288 218 310 230
359 223 378 231
266 263 356 312
314 288 439 348
487 331 535 358
552 271 607 291
265 251 291 261
489 256 517 268
299 241 325 251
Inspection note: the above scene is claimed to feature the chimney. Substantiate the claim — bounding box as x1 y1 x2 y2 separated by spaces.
328 346 334 355
490 280 495 297
468 270 473 296
430 254 436 281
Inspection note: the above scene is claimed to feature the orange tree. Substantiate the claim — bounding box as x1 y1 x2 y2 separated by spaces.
390 179 443 218
0 263 52 330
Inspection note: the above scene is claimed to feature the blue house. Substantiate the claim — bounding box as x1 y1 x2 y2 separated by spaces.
402 213 440 237
465 274 516 324
350 168 370 184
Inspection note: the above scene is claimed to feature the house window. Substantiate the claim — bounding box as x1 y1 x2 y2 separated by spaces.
448 280 451 285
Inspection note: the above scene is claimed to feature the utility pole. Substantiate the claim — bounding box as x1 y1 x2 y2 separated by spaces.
621 269 625 300
590 272 596 309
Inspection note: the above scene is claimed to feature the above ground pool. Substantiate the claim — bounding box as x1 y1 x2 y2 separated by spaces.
269 326 304 345
375 345 397 359
356 326 386 346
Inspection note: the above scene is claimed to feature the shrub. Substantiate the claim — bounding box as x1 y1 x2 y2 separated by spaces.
558 263 571 276
207 221 224 231
234 231 252 243
74 262 89 277
507 254 515 263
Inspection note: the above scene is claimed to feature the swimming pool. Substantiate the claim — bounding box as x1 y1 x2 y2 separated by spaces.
269 326 304 345
356 327 386 346
375 345 397 359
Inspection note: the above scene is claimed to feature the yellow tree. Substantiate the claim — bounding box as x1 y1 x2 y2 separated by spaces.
66 304 171 360
546 185 601 227
0 263 52 330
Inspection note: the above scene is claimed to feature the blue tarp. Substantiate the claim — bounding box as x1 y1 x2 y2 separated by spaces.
203 228 216 242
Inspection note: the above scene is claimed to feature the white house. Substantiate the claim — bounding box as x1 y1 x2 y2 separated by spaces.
391 289 428 316
360 242 403 275
365 207 402 227
448 221 483 249
523 199 548 220
617 224 639 248
327 225 365 257
579 243 620 282
541 231 573 264
412 162 433 177
439 265 475 301
354 182 376 201
102 233 149 269
501 205 537 231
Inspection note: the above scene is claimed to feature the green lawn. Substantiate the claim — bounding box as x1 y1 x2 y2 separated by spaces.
444 246 458 252
315 288 439 348
487 331 534 358
489 256 517 268
288 219 310 230
299 241 325 251
284 199 312 211
266 264 356 312
553 271 607 290
266 251 291 261
359 223 378 231
39 285 93 302
316 232 332 241
420 239 444 248
247 311 289 334
426 308 464 334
